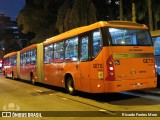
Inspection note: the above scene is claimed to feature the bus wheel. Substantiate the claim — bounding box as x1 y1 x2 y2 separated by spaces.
66 77 75 95
30 74 35 85
11 72 15 80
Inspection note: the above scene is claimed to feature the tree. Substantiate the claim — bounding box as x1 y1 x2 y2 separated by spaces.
135 0 147 22
132 0 136 22
17 0 160 44
17 0 64 43
147 0 153 30
56 0 97 33
134 0 160 30
152 0 160 30
108 0 119 20
119 0 123 20
92 0 108 21
122 0 132 21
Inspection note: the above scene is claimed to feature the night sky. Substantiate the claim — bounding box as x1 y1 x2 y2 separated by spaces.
0 0 25 20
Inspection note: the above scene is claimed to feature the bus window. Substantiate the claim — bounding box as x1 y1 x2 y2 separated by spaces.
80 36 89 61
44 44 53 63
20 52 26 65
65 37 78 62
26 51 31 64
11 55 17 66
109 28 152 46
6 58 9 66
8 57 11 65
31 49 36 64
92 29 102 57
13 56 17 66
23 52 26 64
20 54 23 65
54 41 64 62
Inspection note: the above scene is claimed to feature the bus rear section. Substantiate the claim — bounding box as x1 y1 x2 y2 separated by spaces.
2 52 18 79
104 27 157 92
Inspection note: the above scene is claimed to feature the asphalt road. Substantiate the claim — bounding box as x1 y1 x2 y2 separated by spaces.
0 74 160 120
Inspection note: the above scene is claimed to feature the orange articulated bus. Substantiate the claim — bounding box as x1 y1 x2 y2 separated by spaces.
2 52 18 79
3 21 157 94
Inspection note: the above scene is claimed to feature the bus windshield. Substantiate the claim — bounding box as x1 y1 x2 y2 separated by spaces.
109 28 152 46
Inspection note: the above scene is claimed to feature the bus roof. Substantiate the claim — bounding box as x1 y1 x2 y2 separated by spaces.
20 44 37 53
44 21 148 45
3 52 17 58
150 30 160 37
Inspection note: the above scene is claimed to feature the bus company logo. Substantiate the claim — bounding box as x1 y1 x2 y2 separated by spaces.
3 103 20 111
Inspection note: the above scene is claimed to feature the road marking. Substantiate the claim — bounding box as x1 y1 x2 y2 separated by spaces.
62 97 68 100
34 89 43 93
99 109 107 112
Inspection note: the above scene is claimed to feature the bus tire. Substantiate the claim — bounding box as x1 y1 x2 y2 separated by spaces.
11 72 15 80
30 74 35 85
66 77 75 95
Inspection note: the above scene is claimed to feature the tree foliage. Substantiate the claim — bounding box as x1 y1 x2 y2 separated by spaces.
17 0 64 43
56 0 97 33
17 0 160 44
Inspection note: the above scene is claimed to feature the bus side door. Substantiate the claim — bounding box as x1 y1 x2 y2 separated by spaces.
79 35 91 92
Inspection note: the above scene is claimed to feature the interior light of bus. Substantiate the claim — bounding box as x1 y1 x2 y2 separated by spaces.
121 41 125 44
